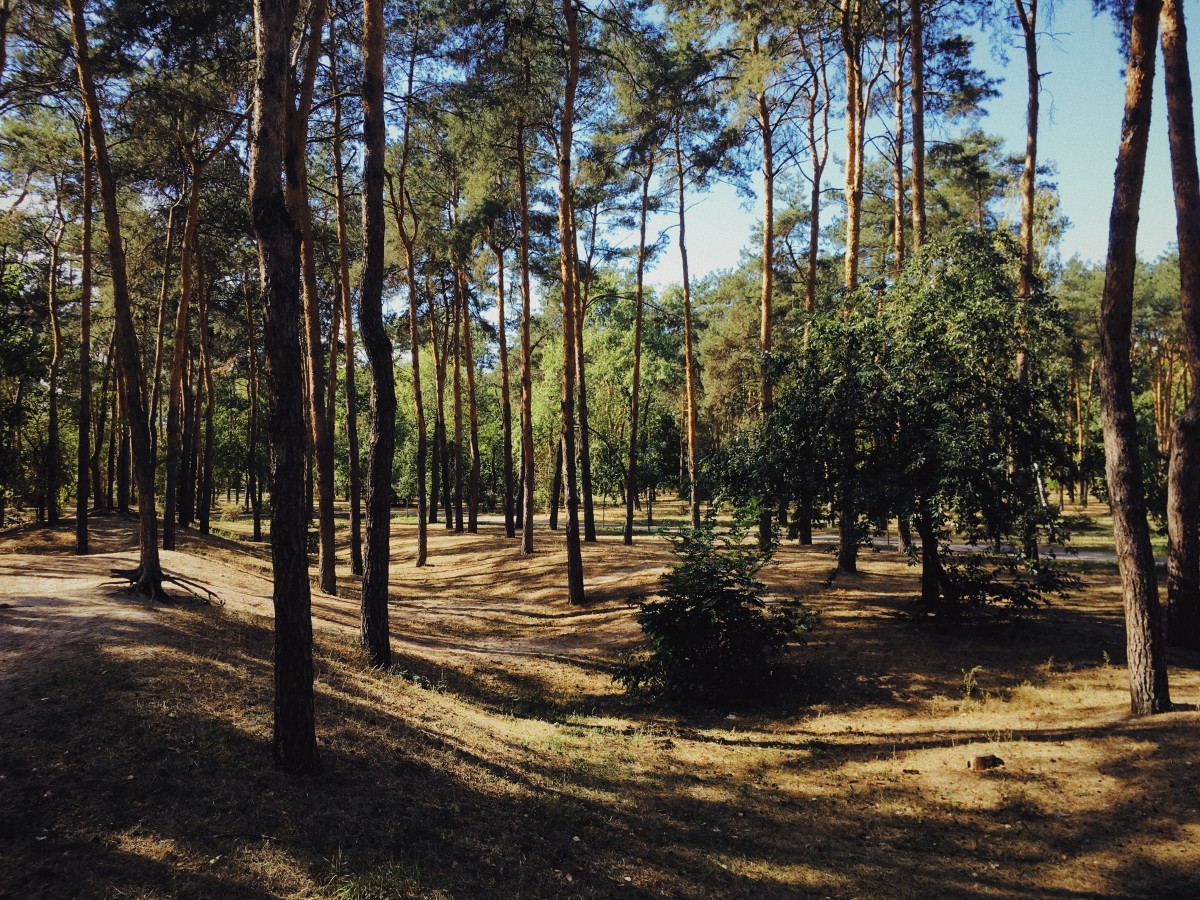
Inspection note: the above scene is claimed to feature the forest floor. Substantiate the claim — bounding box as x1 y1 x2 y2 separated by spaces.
1 511 1199 898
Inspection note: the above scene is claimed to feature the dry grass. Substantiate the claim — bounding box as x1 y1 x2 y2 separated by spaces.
1 512 1198 898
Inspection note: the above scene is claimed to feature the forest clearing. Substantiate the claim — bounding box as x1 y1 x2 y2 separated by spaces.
5 0 1200 895
2 511 1199 898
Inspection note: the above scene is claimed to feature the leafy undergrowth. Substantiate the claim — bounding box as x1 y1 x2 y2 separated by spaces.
1 515 1199 898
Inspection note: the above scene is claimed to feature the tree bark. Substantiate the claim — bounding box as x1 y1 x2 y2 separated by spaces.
1162 0 1200 650
76 126 92 554
673 126 701 530
451 276 465 534
495 245 515 539
754 31 774 550
360 0 395 667
1098 0 1171 716
45 218 64 526
517 123 537 554
197 240 214 535
150 198 179 465
909 0 926 248
288 0 335 595
244 282 263 542
330 44 363 576
624 153 654 546
249 0 321 772
458 266 481 533
68 0 163 597
573 209 596 543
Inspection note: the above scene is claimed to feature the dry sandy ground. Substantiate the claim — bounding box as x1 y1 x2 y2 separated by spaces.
2 513 1200 898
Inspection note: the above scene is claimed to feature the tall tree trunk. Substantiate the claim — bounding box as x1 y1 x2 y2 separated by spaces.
164 168 202 549
387 40 428 565
360 0 395 667
68 0 163 597
287 0 335 595
76 126 92 554
451 279 464 534
330 46 363 575
495 245 515 539
45 221 64 526
673 126 701 530
909 0 926 248
1014 0 1040 560
755 32 775 550
197 241 214 536
1098 0 1171 717
150 198 179 464
458 266 481 533
1162 0 1200 650
892 14 907 275
624 153 654 546
573 218 596 543
248 0 321 772
244 282 263 542
429 292 452 531
517 123 537 554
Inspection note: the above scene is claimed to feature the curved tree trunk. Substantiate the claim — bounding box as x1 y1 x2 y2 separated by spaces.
68 0 164 598
1162 0 1200 650
360 0 395 668
1098 0 1171 717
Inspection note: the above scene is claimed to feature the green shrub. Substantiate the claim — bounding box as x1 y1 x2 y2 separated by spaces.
616 518 816 702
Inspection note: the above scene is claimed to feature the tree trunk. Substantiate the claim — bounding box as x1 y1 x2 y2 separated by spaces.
76 126 92 554
558 0 585 604
495 245 515 539
625 153 654 546
244 282 263 543
68 0 164 597
1162 0 1200 650
360 0 395 668
550 437 562 531
573 215 596 544
286 0 335 595
330 48 363 575
909 0 926 248
388 44 428 565
892 16 906 274
451 279 464 534
458 266 481 533
46 222 63 526
197 240 214 536
517 123 537 555
163 169 202 549
673 126 701 530
248 0 321 772
150 199 179 464
753 32 775 550
1098 0 1171 717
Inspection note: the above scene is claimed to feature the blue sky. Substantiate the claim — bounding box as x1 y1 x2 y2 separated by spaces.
639 2 1200 288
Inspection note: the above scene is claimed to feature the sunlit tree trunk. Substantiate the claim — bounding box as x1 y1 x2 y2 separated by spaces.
556 0 585 604
494 245 515 539
45 216 64 526
625 153 654 546
330 48 363 575
517 123 537 554
459 266 481 533
910 0 926 247
1098 0 1171 717
673 126 701 530
68 0 164 597
1162 0 1200 650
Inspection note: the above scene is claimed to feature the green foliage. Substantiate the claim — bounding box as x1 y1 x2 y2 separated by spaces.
616 516 815 702
939 552 1083 621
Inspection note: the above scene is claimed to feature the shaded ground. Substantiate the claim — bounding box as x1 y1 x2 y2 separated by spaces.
1 513 1199 898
